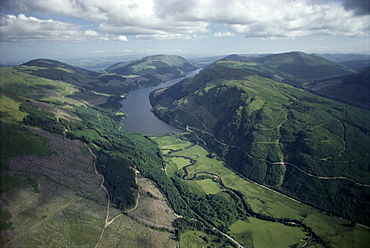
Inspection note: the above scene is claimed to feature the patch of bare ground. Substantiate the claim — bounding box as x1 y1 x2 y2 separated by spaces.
0 128 109 247
127 177 177 233
26 100 81 122
0 128 177 247
97 214 177 248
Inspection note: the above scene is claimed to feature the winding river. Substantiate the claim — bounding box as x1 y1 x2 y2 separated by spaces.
119 69 202 135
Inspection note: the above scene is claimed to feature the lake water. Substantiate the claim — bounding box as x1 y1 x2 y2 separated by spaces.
120 69 202 135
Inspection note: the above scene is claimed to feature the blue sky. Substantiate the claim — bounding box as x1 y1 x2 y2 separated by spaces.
1 0 369 63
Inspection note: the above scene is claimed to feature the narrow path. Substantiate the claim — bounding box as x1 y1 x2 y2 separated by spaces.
165 149 244 248
185 119 369 188
272 161 370 187
84 144 123 248
167 148 328 247
125 170 141 213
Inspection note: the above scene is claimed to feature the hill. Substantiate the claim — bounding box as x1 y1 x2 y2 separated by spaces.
19 59 148 101
211 52 368 108
250 51 353 80
150 58 370 225
338 60 370 71
0 58 179 246
211 52 354 90
303 67 370 109
316 53 369 63
105 54 198 85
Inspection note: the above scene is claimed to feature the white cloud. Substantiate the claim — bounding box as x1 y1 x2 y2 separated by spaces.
214 32 236 38
84 29 99 36
114 35 128 42
134 33 193 40
0 14 109 41
1 0 369 42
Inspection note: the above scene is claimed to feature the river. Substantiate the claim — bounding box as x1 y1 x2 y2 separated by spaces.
119 69 202 135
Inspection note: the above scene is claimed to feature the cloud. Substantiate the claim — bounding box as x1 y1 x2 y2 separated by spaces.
114 35 128 42
214 32 236 38
0 13 109 41
1 0 369 42
341 0 370 15
134 33 193 40
84 29 99 36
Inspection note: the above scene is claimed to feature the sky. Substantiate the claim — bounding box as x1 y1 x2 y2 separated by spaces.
1 0 369 64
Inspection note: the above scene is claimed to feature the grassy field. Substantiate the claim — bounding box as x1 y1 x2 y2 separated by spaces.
195 178 221 194
229 219 307 248
151 135 192 154
152 134 370 248
180 230 225 248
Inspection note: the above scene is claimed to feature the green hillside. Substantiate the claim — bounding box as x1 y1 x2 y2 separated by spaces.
338 59 370 71
251 51 354 80
105 54 198 85
303 67 370 108
0 60 171 211
204 52 355 95
150 59 370 225
18 59 148 99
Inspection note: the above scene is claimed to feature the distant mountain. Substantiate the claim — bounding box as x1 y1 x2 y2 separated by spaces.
213 52 369 108
211 52 354 89
250 51 353 80
105 54 198 85
338 59 370 71
17 58 177 108
188 55 227 67
150 55 370 225
22 59 100 79
315 53 369 63
303 66 370 109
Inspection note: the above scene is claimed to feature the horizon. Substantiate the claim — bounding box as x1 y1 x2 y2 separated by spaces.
1 0 369 64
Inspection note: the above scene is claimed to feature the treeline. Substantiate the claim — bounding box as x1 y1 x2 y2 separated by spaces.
95 151 137 210
20 102 65 134
172 175 246 231
19 101 170 211
171 171 330 247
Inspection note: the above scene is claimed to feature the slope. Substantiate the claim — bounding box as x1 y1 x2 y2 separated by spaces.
0 59 177 247
251 51 354 80
150 61 370 226
105 54 198 85
214 52 354 88
303 67 370 109
18 59 145 103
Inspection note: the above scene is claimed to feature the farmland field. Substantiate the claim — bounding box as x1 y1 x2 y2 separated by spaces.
180 230 225 248
229 219 306 248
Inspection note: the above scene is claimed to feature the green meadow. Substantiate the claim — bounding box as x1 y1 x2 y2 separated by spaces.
151 135 192 154
180 230 226 248
229 219 306 248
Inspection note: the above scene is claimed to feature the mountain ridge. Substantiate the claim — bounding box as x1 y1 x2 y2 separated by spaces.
105 54 198 85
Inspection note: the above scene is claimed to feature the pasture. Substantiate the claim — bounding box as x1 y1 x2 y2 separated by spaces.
229 219 306 248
